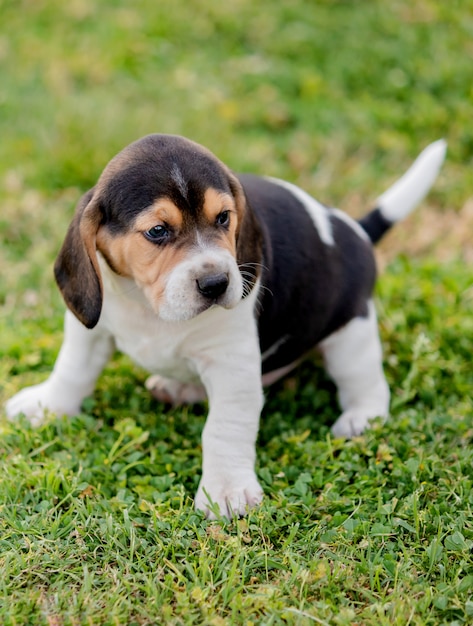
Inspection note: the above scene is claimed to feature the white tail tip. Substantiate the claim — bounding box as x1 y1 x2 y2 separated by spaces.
376 139 447 222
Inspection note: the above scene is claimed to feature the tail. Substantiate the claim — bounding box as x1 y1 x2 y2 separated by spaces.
359 139 447 244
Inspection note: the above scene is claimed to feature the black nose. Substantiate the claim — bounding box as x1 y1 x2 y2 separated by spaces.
196 273 229 299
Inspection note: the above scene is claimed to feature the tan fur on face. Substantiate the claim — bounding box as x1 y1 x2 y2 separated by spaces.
97 199 185 285
97 189 239 279
96 189 241 314
202 188 239 256
96 226 188 308
134 199 183 233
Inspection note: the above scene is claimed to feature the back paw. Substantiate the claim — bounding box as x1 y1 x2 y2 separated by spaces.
145 375 206 406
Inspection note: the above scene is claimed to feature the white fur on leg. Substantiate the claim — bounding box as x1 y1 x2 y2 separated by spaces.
192 301 264 519
319 301 390 438
195 354 264 518
5 310 115 426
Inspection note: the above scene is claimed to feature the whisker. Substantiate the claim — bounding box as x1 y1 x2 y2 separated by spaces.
238 261 269 273
240 274 273 300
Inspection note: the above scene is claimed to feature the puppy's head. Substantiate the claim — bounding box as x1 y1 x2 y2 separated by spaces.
54 135 262 328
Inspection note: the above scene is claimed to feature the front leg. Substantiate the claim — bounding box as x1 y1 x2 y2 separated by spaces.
6 310 115 426
194 335 264 519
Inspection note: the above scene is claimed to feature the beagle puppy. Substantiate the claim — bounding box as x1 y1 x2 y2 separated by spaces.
6 135 446 518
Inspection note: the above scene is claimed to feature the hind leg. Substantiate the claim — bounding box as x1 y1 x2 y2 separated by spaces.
319 300 389 438
145 375 206 405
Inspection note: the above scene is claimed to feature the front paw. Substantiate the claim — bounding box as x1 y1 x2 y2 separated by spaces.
5 381 82 426
331 409 387 438
195 470 263 519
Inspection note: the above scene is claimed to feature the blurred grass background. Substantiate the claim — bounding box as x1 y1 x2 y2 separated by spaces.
2 0 471 190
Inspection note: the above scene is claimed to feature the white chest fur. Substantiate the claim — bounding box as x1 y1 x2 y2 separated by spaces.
98 264 261 384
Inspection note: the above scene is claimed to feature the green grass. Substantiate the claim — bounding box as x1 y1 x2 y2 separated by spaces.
1 0 473 623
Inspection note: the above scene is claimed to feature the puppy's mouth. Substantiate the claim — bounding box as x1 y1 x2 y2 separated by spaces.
159 294 238 322
194 300 222 317
156 251 243 322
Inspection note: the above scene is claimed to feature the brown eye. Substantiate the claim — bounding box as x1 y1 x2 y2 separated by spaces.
215 211 230 228
144 224 170 243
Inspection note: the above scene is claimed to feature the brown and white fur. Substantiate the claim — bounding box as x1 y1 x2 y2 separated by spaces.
6 135 446 518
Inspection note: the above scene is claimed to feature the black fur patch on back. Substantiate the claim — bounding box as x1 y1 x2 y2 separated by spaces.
238 175 377 374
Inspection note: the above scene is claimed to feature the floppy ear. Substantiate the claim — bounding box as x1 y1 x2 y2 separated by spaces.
228 174 263 292
54 189 103 329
